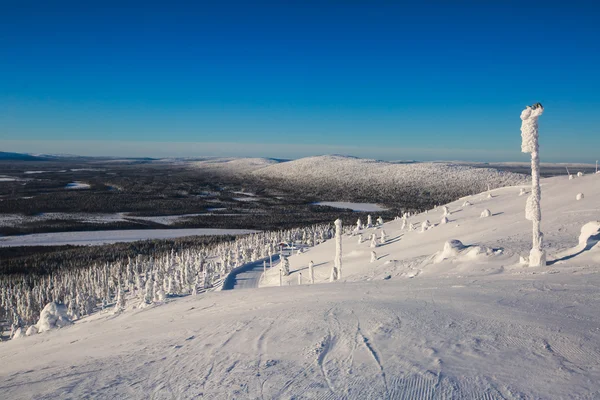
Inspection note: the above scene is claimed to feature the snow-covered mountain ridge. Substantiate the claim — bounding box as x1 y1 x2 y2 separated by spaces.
1 173 600 399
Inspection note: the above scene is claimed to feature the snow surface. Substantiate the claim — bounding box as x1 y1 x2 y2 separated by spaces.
313 201 388 212
0 228 258 247
1 174 600 399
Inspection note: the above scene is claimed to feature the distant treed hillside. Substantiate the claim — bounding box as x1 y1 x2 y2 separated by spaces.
250 155 529 209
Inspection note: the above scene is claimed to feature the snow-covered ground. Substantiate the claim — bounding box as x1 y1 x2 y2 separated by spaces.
313 201 388 212
0 228 258 247
1 173 600 399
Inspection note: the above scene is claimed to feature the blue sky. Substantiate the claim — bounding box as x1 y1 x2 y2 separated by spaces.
1 1 599 162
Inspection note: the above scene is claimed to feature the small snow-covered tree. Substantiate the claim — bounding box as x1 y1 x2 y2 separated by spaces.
481 209 492 218
370 233 377 248
356 218 363 231
521 102 545 267
377 216 384 226
441 216 448 224
308 261 315 284
367 215 373 228
421 220 431 232
380 230 387 244
282 256 290 276
370 251 377 263
357 234 363 244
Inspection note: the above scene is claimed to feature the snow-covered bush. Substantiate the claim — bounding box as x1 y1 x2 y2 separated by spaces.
26 325 38 336
421 220 431 232
577 172 584 177
441 216 448 224
480 209 492 218
380 230 387 244
442 206 450 216
357 234 363 244
462 200 472 207
519 188 526 196
377 216 384 226
577 221 600 248
576 193 584 200
36 302 72 333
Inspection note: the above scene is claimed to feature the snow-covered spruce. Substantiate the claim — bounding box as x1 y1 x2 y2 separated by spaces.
370 251 377 263
308 261 315 284
282 256 290 276
330 219 342 282
521 103 546 267
370 234 378 248
380 230 387 244
441 216 449 224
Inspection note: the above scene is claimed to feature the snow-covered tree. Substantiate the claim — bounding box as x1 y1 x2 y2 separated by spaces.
308 261 315 284
282 256 290 276
377 216 384 226
481 209 492 218
367 215 373 228
521 102 545 267
358 234 363 244
421 220 431 232
370 233 377 248
330 219 342 281
370 251 377 263
356 218 363 231
380 230 387 244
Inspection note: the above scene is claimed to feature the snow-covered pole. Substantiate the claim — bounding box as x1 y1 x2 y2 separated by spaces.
521 102 546 267
330 219 342 281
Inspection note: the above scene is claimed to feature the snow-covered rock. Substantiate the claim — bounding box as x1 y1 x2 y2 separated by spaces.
36 302 72 333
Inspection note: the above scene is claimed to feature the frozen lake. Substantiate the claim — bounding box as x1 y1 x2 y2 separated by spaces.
313 201 388 212
0 228 258 247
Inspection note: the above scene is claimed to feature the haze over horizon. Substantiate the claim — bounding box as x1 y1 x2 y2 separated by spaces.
2 1 600 162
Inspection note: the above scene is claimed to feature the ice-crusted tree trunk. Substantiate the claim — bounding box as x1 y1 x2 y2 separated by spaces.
330 219 342 282
521 103 546 267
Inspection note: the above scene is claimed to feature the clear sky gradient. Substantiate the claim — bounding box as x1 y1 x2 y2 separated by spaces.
1 1 599 162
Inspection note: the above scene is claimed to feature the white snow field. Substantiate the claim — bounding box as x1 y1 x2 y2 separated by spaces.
2 174 600 399
0 228 258 247
313 201 388 212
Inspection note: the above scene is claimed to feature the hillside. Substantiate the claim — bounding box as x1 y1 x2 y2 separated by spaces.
252 155 529 207
1 173 599 399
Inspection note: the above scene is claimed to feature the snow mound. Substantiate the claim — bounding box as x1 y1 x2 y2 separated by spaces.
480 209 492 218
36 302 72 333
576 193 584 200
433 240 500 264
578 221 600 249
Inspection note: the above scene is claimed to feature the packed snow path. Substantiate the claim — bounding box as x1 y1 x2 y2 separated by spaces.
222 254 282 290
1 273 599 399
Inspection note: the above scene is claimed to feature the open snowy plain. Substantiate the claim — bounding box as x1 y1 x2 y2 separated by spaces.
1 173 599 399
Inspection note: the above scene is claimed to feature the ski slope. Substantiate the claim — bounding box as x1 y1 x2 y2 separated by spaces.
1 174 600 399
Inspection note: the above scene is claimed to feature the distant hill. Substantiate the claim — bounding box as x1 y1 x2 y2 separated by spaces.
0 152 48 161
251 155 529 208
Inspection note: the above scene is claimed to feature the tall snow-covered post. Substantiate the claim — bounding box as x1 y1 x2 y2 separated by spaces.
330 218 342 281
521 102 546 267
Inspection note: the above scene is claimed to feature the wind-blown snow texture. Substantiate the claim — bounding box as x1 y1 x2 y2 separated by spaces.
2 174 600 399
